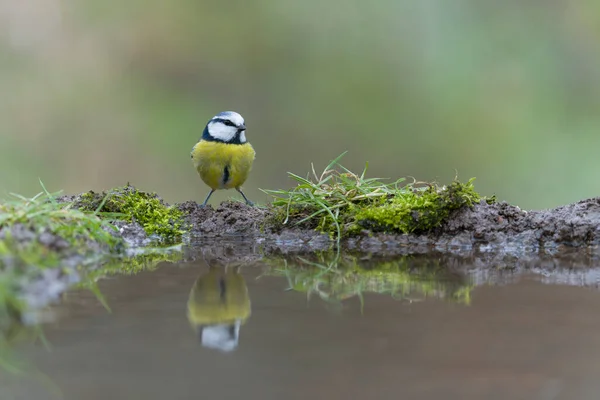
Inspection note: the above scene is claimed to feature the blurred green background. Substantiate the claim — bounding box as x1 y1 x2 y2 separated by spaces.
1 0 599 210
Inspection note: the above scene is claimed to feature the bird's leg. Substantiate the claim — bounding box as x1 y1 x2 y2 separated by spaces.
201 189 215 207
236 188 254 206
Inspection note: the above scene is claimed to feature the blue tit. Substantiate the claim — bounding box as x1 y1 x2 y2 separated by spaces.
187 266 251 352
191 111 256 207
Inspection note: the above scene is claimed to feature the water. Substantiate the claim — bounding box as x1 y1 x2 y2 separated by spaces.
2 246 600 400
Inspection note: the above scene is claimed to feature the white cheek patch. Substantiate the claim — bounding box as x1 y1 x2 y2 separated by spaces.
239 131 247 143
208 122 237 142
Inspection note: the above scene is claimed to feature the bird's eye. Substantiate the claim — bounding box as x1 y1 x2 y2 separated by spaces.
223 120 235 127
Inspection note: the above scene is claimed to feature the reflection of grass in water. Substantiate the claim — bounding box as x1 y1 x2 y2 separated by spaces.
0 276 30 375
266 252 473 306
0 321 49 374
0 319 63 399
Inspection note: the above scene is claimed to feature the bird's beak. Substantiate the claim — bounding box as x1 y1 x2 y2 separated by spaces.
238 124 246 131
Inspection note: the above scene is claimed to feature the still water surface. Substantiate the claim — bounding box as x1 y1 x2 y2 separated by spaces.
3 248 600 400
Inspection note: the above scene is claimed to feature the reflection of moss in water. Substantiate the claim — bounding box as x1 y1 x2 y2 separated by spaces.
266 253 473 305
79 246 182 281
74 247 183 311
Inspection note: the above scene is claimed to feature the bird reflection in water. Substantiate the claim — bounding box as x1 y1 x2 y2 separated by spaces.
187 266 251 352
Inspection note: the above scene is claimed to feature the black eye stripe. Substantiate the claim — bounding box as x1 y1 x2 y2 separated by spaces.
212 118 237 127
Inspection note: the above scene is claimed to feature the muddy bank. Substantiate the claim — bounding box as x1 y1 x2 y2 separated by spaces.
177 197 600 257
51 184 600 256
3 186 600 320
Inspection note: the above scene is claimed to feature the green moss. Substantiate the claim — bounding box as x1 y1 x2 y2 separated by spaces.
74 184 185 243
355 178 483 234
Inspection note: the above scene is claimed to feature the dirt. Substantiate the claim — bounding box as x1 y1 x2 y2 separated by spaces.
178 200 270 236
54 186 600 257
175 198 600 258
172 196 600 277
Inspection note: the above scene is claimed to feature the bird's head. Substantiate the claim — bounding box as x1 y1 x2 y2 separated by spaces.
202 111 247 144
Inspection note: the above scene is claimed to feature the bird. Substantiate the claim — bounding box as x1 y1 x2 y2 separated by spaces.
187 266 251 352
191 111 255 207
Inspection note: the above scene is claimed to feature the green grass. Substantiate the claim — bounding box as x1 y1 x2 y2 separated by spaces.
0 181 121 254
262 152 493 245
265 252 473 307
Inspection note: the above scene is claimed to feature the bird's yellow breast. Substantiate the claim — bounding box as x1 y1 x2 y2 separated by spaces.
187 268 251 326
191 140 255 190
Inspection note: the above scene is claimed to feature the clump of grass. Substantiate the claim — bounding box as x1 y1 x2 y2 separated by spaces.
262 152 492 244
0 181 121 253
72 184 185 243
264 252 473 306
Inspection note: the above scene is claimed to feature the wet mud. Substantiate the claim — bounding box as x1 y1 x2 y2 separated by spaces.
178 197 600 257
4 192 600 316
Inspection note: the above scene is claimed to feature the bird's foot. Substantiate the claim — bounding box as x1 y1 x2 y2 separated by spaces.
236 188 254 207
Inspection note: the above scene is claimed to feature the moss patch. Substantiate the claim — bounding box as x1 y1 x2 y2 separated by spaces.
72 184 185 243
355 178 485 234
263 153 494 241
